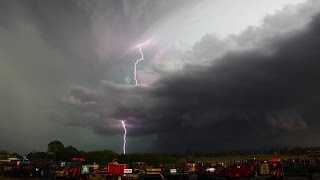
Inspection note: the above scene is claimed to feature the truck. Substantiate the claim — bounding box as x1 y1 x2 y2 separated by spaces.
223 162 255 180
96 160 133 180
55 157 87 179
258 158 283 180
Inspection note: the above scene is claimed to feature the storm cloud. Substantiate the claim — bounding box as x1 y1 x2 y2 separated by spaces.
1 0 320 153
63 2 320 152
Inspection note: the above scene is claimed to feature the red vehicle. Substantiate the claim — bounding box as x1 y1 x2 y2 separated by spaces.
181 163 196 174
107 163 129 175
223 162 255 180
0 160 10 174
267 158 283 179
96 160 130 179
237 158 283 180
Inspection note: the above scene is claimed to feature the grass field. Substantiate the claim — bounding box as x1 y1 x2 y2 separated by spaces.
187 154 309 164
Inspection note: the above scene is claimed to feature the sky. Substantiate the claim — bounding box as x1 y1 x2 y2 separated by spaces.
1 0 320 154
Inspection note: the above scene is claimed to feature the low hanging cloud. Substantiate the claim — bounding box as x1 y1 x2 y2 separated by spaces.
62 2 320 152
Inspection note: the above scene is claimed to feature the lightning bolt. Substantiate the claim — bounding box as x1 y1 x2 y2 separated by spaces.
133 44 144 86
119 38 152 154
121 120 127 154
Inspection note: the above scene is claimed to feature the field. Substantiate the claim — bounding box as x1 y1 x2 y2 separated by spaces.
188 154 309 164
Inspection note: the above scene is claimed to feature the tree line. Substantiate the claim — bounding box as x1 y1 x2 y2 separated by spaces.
0 140 180 165
1 141 320 165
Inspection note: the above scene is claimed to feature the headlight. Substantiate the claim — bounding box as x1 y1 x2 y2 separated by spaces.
36 168 39 171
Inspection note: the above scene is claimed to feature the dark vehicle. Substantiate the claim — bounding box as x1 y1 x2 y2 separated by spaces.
30 160 46 177
139 168 164 180
159 163 189 180
140 173 165 180
43 161 59 180
132 161 148 173
281 157 320 180
307 155 320 180
197 163 224 180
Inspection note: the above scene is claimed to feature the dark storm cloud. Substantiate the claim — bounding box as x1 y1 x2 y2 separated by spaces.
0 0 198 153
151 16 320 151
3 0 320 153
64 11 320 152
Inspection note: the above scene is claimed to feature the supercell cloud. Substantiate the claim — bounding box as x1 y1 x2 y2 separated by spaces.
1 0 320 153
63 1 320 152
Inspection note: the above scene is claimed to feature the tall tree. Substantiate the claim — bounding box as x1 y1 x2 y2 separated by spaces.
47 140 64 160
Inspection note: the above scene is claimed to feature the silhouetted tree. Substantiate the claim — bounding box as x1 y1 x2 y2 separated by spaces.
84 150 118 163
0 150 10 160
27 151 48 160
47 140 64 160
57 146 80 161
